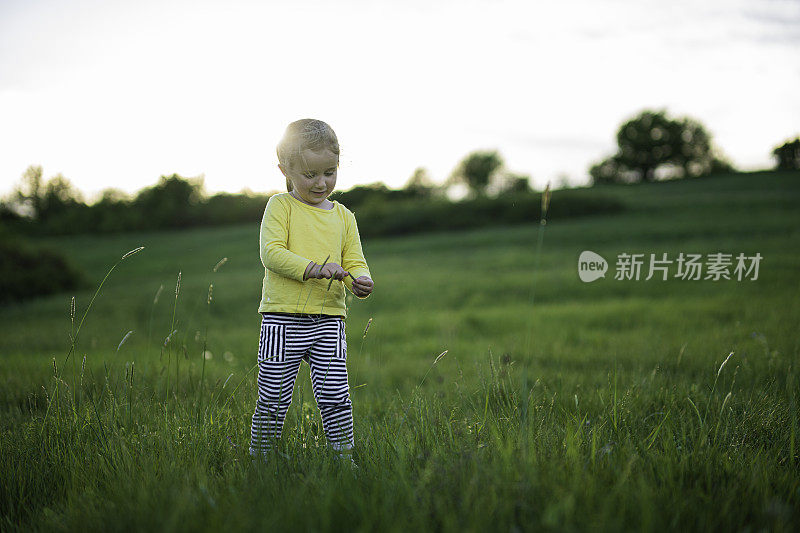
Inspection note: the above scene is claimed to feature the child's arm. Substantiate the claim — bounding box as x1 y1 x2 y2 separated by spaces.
341 210 373 298
260 196 314 282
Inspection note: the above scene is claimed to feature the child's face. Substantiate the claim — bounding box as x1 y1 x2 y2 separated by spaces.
280 148 338 207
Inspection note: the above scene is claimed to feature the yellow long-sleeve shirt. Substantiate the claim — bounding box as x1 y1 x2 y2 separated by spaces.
258 192 371 317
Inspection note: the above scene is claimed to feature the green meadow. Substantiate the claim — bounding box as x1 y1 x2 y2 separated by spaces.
1 170 799 531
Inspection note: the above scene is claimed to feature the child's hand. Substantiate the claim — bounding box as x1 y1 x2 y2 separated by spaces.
313 262 349 281
352 276 373 297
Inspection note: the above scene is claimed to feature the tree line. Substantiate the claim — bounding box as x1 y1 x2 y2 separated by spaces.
1 170 270 235
2 108 797 236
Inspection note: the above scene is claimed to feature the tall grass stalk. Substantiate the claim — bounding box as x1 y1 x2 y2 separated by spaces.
147 284 164 354
198 257 228 425
397 350 449 429
41 246 144 434
165 271 181 402
704 351 734 423
524 183 551 357
352 317 373 391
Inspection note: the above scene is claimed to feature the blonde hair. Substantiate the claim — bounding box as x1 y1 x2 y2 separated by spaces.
277 119 340 192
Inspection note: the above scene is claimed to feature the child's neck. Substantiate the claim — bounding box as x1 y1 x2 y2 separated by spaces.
290 191 334 210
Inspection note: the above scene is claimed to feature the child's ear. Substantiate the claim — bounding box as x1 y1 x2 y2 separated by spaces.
279 165 295 192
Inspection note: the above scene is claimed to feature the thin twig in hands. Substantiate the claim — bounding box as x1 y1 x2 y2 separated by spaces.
324 258 355 292
332 272 358 292
299 254 330 313
318 255 330 275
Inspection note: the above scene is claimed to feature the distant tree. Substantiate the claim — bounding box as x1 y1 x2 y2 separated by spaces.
333 182 422 211
590 109 732 184
590 156 625 185
10 166 88 222
404 167 435 198
772 137 800 170
493 172 531 196
14 165 44 218
133 174 204 228
40 174 82 221
450 150 504 196
98 188 130 204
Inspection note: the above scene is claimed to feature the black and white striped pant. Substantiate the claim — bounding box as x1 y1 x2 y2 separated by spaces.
249 313 353 455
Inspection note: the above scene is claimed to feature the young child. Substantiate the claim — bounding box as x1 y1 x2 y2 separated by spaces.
249 119 374 466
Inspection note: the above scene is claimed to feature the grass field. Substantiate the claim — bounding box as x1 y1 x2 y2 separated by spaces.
1 171 799 531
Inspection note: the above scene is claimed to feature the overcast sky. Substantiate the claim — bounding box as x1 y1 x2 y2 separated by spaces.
1 0 798 200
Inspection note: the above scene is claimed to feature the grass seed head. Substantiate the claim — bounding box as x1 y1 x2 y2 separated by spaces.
70 296 75 320
207 283 214 304
121 246 145 260
542 182 552 215
720 391 732 412
213 257 228 273
164 329 177 347
117 330 134 352
363 317 373 338
175 271 182 297
153 284 164 305
717 351 734 377
434 350 449 365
